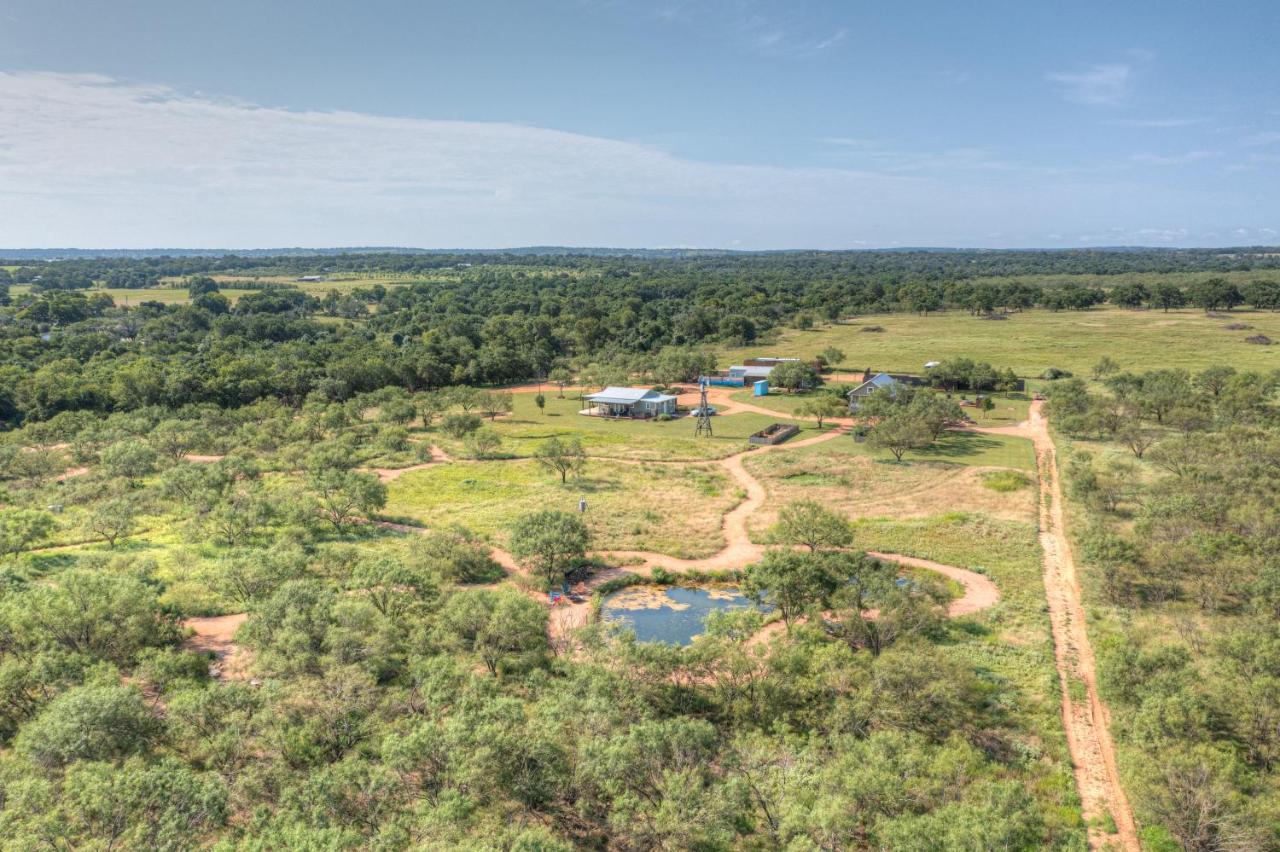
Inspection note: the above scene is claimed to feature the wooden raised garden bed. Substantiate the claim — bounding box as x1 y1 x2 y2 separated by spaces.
748 423 800 446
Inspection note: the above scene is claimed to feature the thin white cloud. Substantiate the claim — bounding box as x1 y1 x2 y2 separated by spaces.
1077 226 1189 244
1107 117 1202 128
622 0 846 58
1131 150 1218 165
1243 131 1280 146
1047 63 1132 106
0 72 1263 249
0 71 941 248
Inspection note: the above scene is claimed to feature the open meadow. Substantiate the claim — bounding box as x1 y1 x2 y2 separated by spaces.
734 306 1280 378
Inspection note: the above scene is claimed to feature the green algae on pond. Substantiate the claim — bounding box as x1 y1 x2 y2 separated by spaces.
601 585 764 646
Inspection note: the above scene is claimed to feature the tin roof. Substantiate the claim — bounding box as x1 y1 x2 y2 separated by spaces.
584 387 674 405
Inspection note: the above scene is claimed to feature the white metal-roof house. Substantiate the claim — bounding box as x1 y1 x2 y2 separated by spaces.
847 373 901 412
582 387 678 418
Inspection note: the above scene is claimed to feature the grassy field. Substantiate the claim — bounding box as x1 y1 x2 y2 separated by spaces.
431 392 812 461
729 386 1032 427
815 428 1037 469
385 457 736 558
744 442 1036 538
10 284 259 305
733 307 1280 377
11 274 416 304
966 267 1280 291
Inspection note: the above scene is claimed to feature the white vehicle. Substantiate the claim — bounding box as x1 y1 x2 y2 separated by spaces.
690 406 717 416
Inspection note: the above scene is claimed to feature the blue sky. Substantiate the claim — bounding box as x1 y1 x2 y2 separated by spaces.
0 0 1277 249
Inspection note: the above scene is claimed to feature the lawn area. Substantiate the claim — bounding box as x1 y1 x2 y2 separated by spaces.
825 429 1036 469
962 393 1032 427
728 388 825 415
385 456 737 558
731 307 1280 377
431 392 812 461
744 441 1036 539
730 386 1032 428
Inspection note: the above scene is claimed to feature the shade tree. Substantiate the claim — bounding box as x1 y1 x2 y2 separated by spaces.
509 510 590 590
534 436 586 484
867 411 933 462
796 394 847 428
742 550 840 632
771 499 852 552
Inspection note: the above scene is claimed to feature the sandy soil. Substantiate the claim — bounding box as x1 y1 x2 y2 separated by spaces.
199 389 1132 843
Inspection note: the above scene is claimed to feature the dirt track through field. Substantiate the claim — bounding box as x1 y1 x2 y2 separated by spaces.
986 402 1139 851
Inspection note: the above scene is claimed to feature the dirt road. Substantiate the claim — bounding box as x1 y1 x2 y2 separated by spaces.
989 402 1139 850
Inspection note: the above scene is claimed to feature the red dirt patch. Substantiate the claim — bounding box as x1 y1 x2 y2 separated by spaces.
183 613 250 681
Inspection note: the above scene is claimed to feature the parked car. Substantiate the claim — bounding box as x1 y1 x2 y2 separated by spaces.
689 406 717 416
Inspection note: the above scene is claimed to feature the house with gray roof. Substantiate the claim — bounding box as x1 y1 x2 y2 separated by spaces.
847 373 902 412
582 387 678 418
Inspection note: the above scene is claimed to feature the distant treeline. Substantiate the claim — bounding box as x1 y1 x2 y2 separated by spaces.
2 251 1280 427
6 246 1280 286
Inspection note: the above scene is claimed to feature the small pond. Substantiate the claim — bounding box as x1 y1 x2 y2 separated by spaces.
601 585 764 646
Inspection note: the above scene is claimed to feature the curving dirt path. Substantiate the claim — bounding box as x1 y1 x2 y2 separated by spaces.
370 460 435 483
559 397 1137 849
865 551 999 617
182 453 225 463
598 425 849 571
371 421 1002 644
171 386 1124 845
986 402 1139 850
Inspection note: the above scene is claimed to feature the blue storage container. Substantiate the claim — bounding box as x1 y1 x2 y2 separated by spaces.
753 380 769 396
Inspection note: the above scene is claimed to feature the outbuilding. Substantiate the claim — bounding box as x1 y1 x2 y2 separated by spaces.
727 365 776 382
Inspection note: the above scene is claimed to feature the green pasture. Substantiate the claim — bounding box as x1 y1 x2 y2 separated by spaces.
385 456 736 558
752 428 1034 470
736 307 1280 377
965 267 1280 291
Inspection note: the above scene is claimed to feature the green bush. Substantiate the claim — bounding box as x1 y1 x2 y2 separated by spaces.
17 684 161 768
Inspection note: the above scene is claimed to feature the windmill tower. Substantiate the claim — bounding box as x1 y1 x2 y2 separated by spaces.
694 379 713 437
